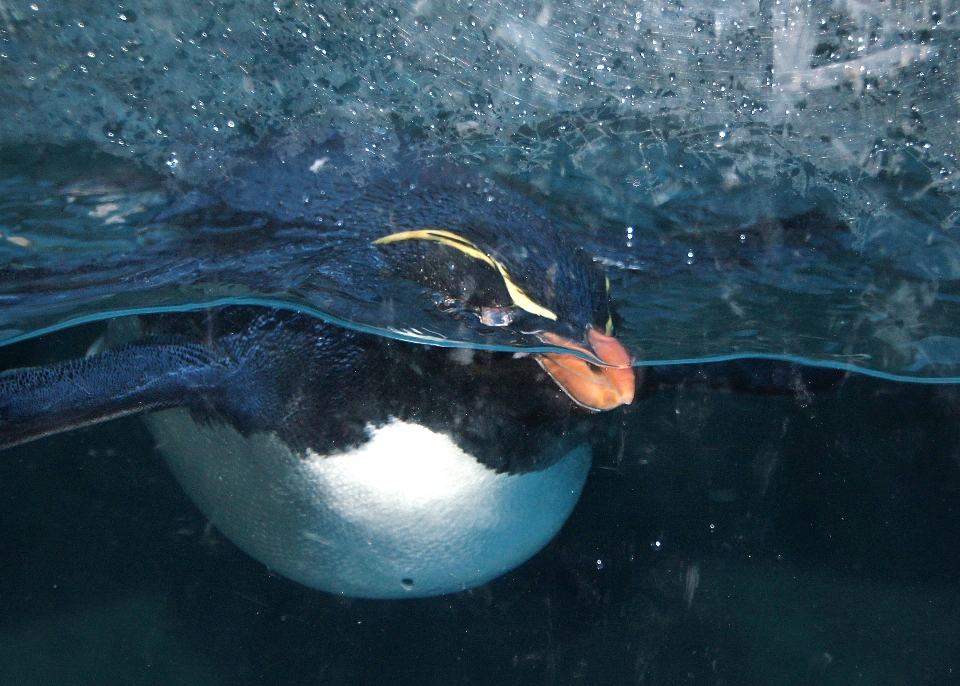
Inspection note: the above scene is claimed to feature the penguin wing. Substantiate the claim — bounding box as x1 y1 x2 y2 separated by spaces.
0 339 234 451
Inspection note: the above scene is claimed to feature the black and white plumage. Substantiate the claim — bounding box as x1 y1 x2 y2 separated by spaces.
0 150 637 597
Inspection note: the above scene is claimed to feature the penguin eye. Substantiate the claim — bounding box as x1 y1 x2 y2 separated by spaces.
479 307 514 327
373 229 559 321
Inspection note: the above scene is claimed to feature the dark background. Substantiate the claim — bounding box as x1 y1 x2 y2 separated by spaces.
2 325 959 685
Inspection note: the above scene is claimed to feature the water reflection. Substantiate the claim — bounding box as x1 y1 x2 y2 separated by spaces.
2 0 959 375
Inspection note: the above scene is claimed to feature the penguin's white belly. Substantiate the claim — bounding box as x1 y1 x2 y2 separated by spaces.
146 408 591 598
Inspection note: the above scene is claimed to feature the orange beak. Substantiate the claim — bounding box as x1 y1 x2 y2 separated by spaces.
537 328 636 411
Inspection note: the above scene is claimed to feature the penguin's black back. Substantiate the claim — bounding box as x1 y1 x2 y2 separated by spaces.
150 307 592 474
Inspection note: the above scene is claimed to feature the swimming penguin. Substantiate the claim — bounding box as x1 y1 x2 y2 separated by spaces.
0 162 636 599
0 145 844 600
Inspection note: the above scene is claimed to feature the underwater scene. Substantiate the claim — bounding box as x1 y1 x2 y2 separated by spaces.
1 0 960 683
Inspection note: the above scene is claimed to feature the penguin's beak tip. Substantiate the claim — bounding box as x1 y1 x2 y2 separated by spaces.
537 329 636 411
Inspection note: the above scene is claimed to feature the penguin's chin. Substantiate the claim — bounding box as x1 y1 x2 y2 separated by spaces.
147 409 591 598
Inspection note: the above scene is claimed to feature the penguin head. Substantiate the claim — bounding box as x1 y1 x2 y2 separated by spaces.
372 219 635 412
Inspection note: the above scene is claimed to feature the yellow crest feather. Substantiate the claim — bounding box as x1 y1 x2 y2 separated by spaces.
373 229 558 321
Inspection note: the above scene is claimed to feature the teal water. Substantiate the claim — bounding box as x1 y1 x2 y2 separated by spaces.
1 0 959 377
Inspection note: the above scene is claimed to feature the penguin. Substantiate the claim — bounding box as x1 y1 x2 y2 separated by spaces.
0 166 637 598
0 146 842 600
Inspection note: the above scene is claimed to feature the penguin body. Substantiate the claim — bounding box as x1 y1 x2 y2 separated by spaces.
0 149 638 598
151 406 590 599
150 308 596 598
1 307 606 598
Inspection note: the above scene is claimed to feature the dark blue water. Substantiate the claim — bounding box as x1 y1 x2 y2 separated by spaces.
2 323 959 685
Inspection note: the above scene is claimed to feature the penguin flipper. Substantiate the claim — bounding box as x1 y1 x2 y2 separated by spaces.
0 341 233 450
